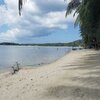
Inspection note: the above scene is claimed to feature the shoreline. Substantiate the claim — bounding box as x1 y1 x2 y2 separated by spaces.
0 49 100 100
0 49 72 74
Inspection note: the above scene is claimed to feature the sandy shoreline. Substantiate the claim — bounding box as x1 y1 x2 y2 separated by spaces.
0 50 100 100
0 47 71 74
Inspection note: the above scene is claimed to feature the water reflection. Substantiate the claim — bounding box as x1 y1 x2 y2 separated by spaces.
0 46 71 69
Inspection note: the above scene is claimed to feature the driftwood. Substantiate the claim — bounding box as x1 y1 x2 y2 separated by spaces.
11 62 20 75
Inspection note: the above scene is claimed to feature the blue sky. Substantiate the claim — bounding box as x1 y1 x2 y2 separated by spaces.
0 0 81 43
0 0 4 4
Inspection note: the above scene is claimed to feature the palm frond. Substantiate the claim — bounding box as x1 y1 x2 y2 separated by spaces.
74 15 80 27
66 0 81 17
18 0 23 16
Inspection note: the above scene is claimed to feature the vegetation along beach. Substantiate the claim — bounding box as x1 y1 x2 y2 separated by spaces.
0 0 100 100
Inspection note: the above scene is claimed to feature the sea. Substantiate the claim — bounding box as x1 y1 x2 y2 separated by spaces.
0 46 72 70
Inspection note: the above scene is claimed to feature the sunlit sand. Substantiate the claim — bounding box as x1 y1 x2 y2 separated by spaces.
0 50 100 100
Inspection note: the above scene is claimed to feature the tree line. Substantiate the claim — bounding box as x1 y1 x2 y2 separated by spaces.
0 40 83 47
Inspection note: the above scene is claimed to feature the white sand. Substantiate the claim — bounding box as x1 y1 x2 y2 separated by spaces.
0 50 100 100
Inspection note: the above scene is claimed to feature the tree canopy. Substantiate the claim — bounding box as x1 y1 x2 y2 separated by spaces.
66 0 100 49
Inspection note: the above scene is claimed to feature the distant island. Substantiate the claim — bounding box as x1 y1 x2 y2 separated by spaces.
0 40 83 47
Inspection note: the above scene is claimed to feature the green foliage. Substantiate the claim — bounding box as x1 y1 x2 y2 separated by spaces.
66 0 100 49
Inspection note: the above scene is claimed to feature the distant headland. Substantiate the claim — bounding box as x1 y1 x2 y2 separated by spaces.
0 40 83 47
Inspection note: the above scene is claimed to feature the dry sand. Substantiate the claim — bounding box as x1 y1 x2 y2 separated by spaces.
0 50 100 100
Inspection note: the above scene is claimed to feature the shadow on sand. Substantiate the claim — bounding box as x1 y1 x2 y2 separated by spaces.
67 53 100 70
45 85 100 100
43 51 100 100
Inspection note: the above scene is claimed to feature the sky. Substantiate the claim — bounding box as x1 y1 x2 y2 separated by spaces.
0 0 81 43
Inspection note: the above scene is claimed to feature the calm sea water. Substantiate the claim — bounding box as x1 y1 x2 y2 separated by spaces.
0 46 71 70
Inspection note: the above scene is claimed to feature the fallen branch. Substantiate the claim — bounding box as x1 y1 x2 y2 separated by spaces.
11 62 20 75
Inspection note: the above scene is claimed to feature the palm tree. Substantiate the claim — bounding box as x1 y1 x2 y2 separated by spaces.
66 0 100 49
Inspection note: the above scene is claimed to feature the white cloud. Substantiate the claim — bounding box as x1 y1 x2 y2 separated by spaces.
0 28 19 42
32 11 68 29
0 0 76 42
22 0 40 14
66 0 71 4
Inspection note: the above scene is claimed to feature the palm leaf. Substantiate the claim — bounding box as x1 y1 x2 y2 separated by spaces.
66 0 81 17
18 0 23 15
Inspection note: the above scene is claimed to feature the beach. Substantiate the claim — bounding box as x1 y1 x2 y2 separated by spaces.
0 49 100 100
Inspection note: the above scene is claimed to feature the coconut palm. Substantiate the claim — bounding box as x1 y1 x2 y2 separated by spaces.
66 0 100 49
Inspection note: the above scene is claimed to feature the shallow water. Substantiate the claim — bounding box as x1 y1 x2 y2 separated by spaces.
0 46 71 69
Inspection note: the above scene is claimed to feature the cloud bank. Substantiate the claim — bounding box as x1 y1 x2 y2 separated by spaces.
0 0 76 42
